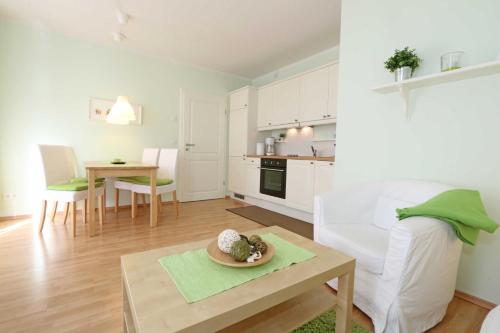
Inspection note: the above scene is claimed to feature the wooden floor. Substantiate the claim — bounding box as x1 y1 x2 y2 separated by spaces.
0 198 490 333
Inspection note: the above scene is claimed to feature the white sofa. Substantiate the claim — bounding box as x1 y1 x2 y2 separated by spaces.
314 180 463 333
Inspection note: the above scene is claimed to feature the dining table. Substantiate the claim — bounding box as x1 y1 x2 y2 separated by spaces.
85 162 159 237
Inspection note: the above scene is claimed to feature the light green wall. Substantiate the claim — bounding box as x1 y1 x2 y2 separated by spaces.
0 19 250 216
252 46 339 86
335 0 500 302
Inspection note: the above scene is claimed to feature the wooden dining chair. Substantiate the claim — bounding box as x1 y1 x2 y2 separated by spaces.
38 145 105 237
113 148 160 213
119 148 179 221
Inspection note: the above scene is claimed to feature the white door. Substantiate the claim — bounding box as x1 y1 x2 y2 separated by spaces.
273 77 300 125
245 158 261 198
299 67 330 122
314 161 335 196
257 86 273 128
285 160 315 212
228 156 246 194
228 108 248 157
179 90 227 202
327 64 339 119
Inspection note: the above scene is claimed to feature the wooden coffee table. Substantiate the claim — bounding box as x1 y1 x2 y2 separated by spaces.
121 226 355 333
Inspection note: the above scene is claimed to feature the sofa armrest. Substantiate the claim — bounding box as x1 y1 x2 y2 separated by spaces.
383 217 463 308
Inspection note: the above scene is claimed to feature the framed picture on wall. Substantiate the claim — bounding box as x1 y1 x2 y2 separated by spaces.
89 98 142 125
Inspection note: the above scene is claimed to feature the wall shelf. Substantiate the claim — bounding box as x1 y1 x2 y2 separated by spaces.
372 59 500 118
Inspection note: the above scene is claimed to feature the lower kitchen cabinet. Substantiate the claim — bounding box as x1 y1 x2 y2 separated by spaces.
245 158 261 198
228 156 246 194
314 161 335 197
285 160 315 213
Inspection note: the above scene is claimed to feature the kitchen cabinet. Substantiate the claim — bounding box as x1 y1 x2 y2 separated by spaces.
228 156 246 194
327 64 339 120
299 67 330 123
257 85 273 128
285 160 315 213
272 77 300 125
314 161 335 197
230 88 249 110
245 158 261 198
228 108 248 157
257 63 339 130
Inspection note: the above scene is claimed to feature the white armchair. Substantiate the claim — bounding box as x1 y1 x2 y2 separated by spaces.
314 180 463 333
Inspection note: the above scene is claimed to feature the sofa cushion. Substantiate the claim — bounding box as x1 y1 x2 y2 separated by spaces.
373 196 414 230
318 224 390 274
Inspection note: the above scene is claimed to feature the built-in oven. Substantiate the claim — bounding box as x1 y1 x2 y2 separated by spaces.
260 158 287 199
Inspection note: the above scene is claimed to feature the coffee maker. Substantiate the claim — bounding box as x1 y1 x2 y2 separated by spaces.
265 137 276 156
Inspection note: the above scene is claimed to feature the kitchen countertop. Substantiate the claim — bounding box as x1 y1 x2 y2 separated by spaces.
246 155 335 162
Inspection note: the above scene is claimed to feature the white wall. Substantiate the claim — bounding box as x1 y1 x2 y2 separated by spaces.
0 19 249 217
335 0 500 302
252 46 339 87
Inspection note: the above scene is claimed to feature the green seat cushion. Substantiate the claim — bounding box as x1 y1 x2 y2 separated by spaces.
70 177 105 183
117 176 173 186
48 182 104 191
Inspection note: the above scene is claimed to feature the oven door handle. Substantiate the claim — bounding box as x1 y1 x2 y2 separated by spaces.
260 167 285 172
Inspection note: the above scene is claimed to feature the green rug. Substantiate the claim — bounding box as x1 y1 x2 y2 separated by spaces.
294 310 372 333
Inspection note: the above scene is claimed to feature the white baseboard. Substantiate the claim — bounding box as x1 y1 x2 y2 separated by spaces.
229 192 313 223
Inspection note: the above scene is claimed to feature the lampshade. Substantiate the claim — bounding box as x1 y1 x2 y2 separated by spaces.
107 96 136 125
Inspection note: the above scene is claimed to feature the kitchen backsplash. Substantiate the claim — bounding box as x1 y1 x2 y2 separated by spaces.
264 124 336 157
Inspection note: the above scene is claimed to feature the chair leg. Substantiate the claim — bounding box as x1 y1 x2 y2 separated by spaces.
172 190 179 217
50 201 58 222
98 195 104 231
103 188 107 217
84 199 88 224
38 200 47 233
70 202 76 238
157 195 162 220
114 188 119 214
131 192 137 218
63 202 70 224
141 194 146 210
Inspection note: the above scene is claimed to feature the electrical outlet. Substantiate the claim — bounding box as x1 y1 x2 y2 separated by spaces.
3 193 16 200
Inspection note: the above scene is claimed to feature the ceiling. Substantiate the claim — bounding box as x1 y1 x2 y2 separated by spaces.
0 0 341 78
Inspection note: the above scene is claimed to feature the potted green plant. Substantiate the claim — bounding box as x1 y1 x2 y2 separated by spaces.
384 47 422 82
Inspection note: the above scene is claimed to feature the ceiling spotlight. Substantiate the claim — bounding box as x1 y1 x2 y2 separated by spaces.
116 9 129 25
112 32 126 42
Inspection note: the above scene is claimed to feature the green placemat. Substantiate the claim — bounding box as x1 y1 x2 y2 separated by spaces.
158 233 316 303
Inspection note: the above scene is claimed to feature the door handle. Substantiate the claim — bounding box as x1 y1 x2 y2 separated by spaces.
260 168 284 172
185 143 196 147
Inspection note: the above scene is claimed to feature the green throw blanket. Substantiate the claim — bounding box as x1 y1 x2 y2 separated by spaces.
397 189 498 245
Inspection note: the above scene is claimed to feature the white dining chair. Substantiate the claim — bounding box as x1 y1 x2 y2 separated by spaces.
38 144 105 237
117 148 179 220
113 148 160 213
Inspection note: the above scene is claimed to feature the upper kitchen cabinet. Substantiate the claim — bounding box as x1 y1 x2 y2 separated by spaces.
230 87 249 111
228 86 259 157
257 85 273 128
257 62 339 130
272 77 300 125
327 63 339 120
299 66 330 124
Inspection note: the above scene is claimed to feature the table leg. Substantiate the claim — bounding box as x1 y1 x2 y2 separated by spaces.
336 268 354 333
88 169 96 236
150 169 157 227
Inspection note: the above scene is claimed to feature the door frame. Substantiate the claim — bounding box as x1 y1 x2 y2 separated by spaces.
178 88 228 202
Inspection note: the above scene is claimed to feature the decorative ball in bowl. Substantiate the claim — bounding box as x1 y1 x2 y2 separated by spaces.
207 229 274 267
